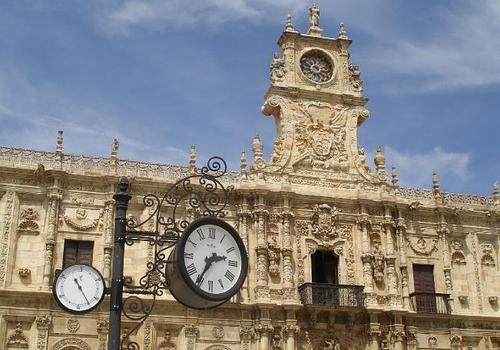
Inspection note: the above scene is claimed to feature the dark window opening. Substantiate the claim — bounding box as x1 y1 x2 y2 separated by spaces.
63 240 94 268
413 264 436 312
311 250 338 284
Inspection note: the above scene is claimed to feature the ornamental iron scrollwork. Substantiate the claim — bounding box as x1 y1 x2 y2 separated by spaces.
120 156 230 350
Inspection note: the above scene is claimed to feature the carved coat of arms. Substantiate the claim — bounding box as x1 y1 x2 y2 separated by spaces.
311 204 338 239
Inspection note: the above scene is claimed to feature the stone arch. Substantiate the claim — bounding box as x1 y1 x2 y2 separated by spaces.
52 338 91 350
204 345 232 350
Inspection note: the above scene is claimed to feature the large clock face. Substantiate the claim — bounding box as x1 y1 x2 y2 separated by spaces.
53 264 105 314
179 217 247 301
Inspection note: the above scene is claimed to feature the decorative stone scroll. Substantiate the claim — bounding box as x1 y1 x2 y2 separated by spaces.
17 207 40 234
62 207 104 231
407 237 438 256
480 243 496 267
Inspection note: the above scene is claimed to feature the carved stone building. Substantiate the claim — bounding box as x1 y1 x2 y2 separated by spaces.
0 5 499 350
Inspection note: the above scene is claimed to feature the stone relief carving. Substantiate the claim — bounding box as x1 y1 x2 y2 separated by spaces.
311 204 338 239
270 54 286 83
18 267 31 278
52 337 92 350
0 192 15 286
67 318 80 333
450 240 466 265
158 330 177 350
480 243 496 266
267 235 281 277
6 323 29 348
370 234 385 284
35 314 51 350
428 336 438 349
212 326 224 340
322 335 341 350
348 63 363 91
300 331 314 350
17 207 40 234
407 237 438 256
62 206 104 231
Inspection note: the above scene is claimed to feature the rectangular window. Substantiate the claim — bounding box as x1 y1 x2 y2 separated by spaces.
63 240 94 268
413 264 436 312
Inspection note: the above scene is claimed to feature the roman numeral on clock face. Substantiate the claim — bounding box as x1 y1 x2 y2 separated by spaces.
226 246 235 253
208 280 214 293
187 238 197 248
184 253 194 259
208 227 216 239
196 228 205 240
224 270 235 282
228 260 238 267
186 263 197 276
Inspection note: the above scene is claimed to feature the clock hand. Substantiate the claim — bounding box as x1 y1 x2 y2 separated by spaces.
195 256 215 284
73 278 91 305
212 254 227 263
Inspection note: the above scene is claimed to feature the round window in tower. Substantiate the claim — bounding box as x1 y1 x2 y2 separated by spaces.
300 50 334 83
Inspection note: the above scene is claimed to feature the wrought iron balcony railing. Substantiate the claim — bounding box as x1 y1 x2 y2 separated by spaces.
409 292 451 314
298 283 365 307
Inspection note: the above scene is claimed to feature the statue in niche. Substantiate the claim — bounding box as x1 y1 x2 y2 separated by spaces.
371 241 385 283
158 331 176 350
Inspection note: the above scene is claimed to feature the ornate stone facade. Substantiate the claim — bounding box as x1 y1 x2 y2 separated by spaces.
0 5 499 350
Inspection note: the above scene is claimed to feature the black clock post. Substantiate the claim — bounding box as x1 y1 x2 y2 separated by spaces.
107 177 131 350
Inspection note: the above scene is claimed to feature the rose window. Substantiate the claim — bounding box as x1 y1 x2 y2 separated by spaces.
300 51 333 83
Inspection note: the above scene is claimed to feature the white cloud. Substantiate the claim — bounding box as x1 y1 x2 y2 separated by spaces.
363 1 500 92
382 146 470 190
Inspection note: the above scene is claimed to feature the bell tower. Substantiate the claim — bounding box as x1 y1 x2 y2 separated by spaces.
259 5 386 189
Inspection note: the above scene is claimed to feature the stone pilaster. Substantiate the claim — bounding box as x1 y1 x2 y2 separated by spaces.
0 315 6 350
254 197 270 301
43 187 62 288
396 211 410 309
239 325 255 350
390 323 405 350
284 323 299 350
0 191 16 288
359 208 374 305
437 216 454 312
383 210 400 308
103 198 114 284
256 322 273 350
281 198 296 302
35 315 52 350
97 319 109 350
406 326 418 350
184 325 199 350
368 319 381 350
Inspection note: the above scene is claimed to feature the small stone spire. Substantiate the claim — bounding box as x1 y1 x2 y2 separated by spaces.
493 181 499 205
391 166 399 188
240 151 248 180
374 146 386 173
307 4 322 36
55 130 64 167
189 145 196 174
338 22 349 40
285 14 295 32
251 134 266 172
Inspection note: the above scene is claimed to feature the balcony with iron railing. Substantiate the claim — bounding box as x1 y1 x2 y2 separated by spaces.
409 292 451 314
298 283 365 307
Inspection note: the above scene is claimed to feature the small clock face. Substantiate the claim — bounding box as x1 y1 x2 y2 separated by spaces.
53 264 105 314
179 217 247 301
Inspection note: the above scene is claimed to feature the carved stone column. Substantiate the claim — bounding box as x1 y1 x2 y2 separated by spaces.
368 321 381 350
396 211 410 309
284 323 299 350
0 191 16 288
390 324 405 350
359 208 374 305
35 315 52 350
254 198 270 301
97 319 109 350
103 198 114 284
43 187 62 288
383 210 399 308
256 323 273 350
240 325 255 350
406 326 417 350
184 325 199 350
438 217 454 312
143 322 152 350
450 334 462 350
281 198 296 302
0 315 6 349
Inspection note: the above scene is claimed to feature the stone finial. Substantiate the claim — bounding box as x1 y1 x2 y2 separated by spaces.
251 134 266 172
432 172 441 192
189 145 196 174
391 166 399 188
338 22 349 39
285 14 295 32
240 151 248 180
307 4 322 36
493 181 499 205
55 130 64 167
374 146 386 173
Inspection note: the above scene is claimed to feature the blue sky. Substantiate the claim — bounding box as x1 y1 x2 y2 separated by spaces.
0 0 498 195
